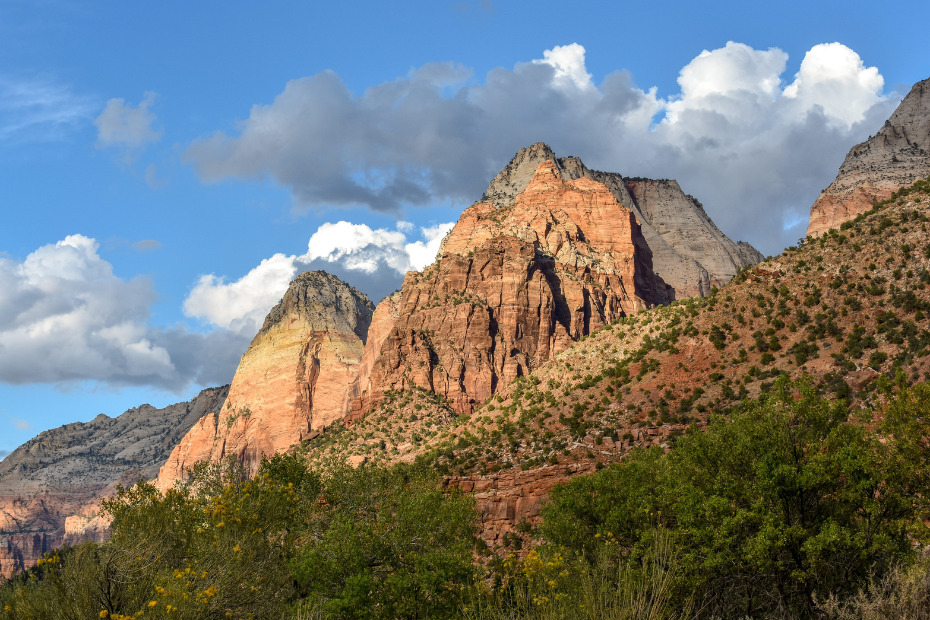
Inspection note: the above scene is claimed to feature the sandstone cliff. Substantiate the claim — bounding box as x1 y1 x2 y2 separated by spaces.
484 142 763 298
155 272 373 489
0 386 228 577
807 76 930 237
350 160 670 416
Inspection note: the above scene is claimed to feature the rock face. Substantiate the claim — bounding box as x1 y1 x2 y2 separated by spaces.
351 160 670 416
484 142 763 298
0 386 228 577
156 272 374 489
808 77 930 237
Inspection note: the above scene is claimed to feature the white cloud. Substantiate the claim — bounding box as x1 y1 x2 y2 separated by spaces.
783 43 885 127
533 43 594 91
0 76 95 142
183 221 455 333
94 91 161 148
183 254 298 335
0 235 247 391
184 41 897 256
404 223 455 270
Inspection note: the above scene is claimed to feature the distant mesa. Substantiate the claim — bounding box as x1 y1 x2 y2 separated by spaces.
808 76 930 238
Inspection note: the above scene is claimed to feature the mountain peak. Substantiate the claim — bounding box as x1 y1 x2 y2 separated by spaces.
807 75 930 237
485 143 763 298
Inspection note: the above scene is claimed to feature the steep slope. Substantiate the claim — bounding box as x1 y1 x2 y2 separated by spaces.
0 385 228 577
310 175 930 550
808 76 930 237
349 160 670 417
156 272 373 489
484 142 764 298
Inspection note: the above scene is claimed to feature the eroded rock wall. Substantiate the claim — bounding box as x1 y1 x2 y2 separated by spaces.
352 160 669 416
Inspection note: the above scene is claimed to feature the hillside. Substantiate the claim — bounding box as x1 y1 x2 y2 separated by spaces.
0 386 228 577
304 174 930 550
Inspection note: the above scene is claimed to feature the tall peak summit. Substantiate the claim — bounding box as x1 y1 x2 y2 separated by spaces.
485 143 763 298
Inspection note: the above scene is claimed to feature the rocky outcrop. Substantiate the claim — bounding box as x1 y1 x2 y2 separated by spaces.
808 77 930 237
156 272 374 489
351 160 670 416
484 142 763 298
0 386 228 577
446 464 594 548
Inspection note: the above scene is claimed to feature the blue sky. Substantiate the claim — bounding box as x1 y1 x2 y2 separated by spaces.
1 0 928 456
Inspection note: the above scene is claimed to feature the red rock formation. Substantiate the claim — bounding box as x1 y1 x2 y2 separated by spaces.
484 142 763 298
156 272 373 489
808 76 930 237
351 161 670 416
445 465 594 549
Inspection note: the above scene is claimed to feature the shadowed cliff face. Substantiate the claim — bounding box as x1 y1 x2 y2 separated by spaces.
484 142 764 298
155 272 374 489
349 160 670 416
808 76 930 237
0 386 228 577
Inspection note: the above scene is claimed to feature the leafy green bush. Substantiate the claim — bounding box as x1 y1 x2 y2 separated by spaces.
540 377 928 618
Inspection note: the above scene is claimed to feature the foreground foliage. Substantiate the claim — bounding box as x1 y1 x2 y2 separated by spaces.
541 376 930 618
4 378 930 618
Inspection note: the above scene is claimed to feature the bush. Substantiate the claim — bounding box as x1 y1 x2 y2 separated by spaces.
540 377 927 618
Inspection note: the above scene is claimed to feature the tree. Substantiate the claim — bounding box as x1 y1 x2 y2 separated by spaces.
291 461 479 619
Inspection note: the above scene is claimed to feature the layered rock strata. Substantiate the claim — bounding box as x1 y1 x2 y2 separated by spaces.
808 77 930 237
484 142 763 298
0 386 228 577
156 272 374 488
350 160 670 416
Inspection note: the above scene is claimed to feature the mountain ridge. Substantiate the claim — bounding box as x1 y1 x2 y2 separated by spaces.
808 76 930 237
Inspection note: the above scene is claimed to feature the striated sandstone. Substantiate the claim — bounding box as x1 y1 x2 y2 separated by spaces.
484 142 763 298
156 272 373 489
0 386 228 577
808 76 930 237
351 161 669 416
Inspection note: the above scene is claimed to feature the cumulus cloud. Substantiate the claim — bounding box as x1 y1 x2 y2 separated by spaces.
183 221 454 333
94 91 161 148
185 41 897 255
533 43 594 92
184 253 299 335
0 235 247 391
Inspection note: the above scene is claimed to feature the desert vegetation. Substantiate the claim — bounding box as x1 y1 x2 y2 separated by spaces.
5 176 930 618
5 376 930 618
